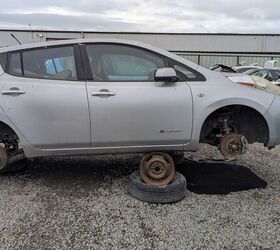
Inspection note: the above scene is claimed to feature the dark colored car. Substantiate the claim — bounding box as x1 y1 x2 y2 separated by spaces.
244 68 280 82
210 64 237 73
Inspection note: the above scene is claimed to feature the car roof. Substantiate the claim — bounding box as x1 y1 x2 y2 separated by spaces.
0 38 203 72
233 66 262 69
244 68 260 74
0 38 159 53
257 68 280 71
0 38 175 53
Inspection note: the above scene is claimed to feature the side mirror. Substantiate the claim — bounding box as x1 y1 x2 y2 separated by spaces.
154 68 178 82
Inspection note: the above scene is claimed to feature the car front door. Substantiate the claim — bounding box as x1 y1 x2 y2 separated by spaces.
83 43 193 148
0 45 90 149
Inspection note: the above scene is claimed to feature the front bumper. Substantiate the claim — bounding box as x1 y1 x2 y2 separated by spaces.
264 95 280 147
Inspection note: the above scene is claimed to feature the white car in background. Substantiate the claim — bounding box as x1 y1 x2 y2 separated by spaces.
264 60 278 69
233 65 263 73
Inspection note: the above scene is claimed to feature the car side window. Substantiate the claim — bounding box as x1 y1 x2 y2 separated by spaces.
174 64 197 79
85 44 166 81
23 47 77 80
168 59 206 82
7 46 77 81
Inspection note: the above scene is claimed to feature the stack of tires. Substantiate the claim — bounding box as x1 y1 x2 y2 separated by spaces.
128 152 187 204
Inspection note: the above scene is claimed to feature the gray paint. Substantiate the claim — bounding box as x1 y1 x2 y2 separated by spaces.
0 38 279 158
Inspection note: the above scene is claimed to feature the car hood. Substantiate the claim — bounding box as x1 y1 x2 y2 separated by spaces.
222 73 280 96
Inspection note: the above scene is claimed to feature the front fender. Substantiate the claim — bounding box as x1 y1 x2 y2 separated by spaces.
264 95 280 147
184 82 275 150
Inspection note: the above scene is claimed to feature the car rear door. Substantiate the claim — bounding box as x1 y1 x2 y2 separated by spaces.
0 45 90 149
82 43 193 148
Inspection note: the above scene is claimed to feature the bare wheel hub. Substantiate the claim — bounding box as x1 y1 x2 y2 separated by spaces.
219 133 248 160
140 152 175 186
0 146 8 170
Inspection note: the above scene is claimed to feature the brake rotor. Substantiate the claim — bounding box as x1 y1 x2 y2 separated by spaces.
140 152 175 186
0 146 8 170
219 133 248 160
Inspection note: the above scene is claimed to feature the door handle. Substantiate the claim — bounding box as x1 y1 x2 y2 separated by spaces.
2 88 26 96
91 89 116 97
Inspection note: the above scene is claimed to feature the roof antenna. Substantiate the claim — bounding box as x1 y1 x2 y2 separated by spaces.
10 33 22 45
29 24 35 42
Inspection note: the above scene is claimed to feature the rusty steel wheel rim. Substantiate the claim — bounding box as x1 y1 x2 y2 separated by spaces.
219 133 248 160
140 152 175 186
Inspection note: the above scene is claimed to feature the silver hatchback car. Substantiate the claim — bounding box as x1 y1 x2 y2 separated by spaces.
0 38 279 179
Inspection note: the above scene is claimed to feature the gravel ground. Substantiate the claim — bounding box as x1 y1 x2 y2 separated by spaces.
0 143 279 249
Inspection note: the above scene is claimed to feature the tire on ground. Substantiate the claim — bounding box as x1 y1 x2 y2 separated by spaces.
128 171 187 203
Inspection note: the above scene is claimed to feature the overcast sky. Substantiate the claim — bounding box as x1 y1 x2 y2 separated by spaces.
0 0 279 33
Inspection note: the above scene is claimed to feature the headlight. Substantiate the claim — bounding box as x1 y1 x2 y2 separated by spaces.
227 75 256 88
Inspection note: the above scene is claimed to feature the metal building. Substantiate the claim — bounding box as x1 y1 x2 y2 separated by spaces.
1 29 280 68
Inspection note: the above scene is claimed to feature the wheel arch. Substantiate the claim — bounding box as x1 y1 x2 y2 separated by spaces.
0 121 19 139
199 103 270 146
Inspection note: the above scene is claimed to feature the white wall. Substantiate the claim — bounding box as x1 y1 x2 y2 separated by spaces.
1 30 280 53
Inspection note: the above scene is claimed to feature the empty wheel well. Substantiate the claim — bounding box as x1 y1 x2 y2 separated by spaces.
0 122 20 156
200 105 269 146
0 122 18 139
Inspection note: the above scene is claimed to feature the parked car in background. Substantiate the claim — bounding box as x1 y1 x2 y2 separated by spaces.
244 68 280 82
210 64 236 73
264 60 278 69
0 39 280 185
274 79 280 87
233 66 263 73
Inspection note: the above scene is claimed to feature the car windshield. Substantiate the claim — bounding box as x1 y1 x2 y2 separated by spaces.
270 70 280 79
243 69 259 75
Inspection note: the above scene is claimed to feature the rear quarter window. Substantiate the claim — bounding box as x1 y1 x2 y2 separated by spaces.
7 52 22 76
